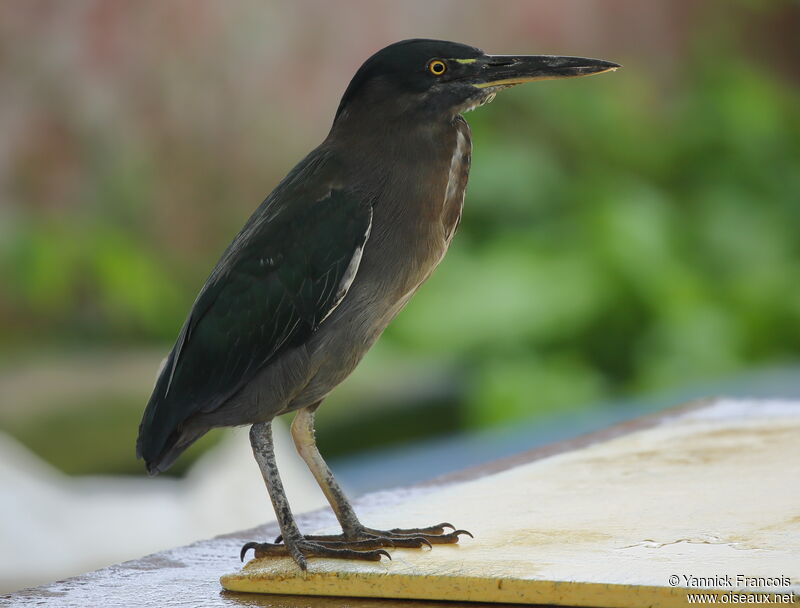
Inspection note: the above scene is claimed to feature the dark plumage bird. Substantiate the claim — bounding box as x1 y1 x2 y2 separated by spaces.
137 39 618 569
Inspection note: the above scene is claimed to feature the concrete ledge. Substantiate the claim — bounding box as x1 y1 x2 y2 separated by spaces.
5 399 798 607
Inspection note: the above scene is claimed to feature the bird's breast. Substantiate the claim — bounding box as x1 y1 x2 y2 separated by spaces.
439 118 471 254
357 117 472 311
295 121 472 406
402 117 471 290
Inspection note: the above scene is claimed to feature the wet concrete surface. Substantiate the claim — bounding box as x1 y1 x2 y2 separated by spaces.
2 485 529 607
6 398 791 607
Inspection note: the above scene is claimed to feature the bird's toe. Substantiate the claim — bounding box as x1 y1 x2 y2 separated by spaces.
239 537 392 568
295 540 391 563
385 522 456 535
361 522 473 545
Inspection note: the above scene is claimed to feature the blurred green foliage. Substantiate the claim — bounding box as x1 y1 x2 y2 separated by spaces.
4 219 187 345
2 14 799 466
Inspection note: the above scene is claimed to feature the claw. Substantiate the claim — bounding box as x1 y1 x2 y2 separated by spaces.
240 541 258 562
377 549 392 561
454 529 474 539
274 534 283 544
410 536 433 549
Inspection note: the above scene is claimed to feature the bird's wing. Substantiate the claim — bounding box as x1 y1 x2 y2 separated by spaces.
137 186 373 471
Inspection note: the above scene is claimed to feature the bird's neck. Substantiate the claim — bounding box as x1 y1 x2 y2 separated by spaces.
327 111 467 171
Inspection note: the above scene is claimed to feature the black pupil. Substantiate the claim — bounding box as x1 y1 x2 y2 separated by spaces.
433 62 443 73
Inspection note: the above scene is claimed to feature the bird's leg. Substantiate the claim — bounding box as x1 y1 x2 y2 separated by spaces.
285 405 472 550
240 421 390 569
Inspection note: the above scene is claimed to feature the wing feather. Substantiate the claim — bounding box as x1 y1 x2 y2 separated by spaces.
137 186 372 471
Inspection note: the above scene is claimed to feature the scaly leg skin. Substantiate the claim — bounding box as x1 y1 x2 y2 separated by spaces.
281 405 473 551
241 421 390 570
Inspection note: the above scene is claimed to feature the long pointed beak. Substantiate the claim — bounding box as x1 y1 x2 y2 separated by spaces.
474 55 620 89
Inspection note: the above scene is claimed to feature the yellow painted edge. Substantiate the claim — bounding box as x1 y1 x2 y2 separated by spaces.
220 564 749 608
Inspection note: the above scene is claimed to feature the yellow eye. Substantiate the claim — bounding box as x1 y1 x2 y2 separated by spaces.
428 60 447 76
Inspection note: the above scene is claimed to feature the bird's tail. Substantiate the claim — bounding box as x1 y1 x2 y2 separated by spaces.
136 347 199 475
137 422 205 475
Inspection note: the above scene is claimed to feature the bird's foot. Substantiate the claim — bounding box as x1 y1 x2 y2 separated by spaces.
275 521 472 550
240 537 390 571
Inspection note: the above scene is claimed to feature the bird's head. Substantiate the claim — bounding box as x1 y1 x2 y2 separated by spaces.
333 39 619 125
